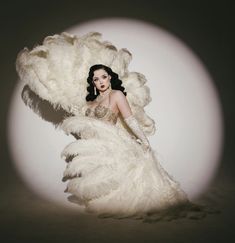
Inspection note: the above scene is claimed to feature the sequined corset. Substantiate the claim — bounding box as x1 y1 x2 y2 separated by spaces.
85 89 118 125
85 104 118 125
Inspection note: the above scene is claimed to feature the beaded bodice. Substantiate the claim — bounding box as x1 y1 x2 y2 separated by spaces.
85 91 118 125
85 104 118 125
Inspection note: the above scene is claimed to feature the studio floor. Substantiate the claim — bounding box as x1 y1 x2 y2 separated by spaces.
1 165 234 243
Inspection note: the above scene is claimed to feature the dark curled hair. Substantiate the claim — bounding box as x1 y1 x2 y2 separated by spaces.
86 64 127 101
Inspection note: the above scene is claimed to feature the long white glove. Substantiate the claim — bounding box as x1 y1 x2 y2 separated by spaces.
124 115 151 152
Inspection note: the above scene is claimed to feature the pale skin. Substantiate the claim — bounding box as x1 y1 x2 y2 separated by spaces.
88 68 133 119
69 68 150 151
86 68 150 152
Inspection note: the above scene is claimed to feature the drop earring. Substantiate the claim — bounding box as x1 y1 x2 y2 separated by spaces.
94 86 97 95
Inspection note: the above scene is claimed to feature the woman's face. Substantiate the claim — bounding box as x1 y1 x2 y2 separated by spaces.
92 69 111 92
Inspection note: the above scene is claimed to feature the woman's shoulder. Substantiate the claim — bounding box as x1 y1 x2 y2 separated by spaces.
86 100 93 105
112 89 122 94
86 101 93 106
86 100 98 109
111 90 125 99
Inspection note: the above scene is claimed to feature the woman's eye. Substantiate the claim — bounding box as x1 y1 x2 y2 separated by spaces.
93 76 106 81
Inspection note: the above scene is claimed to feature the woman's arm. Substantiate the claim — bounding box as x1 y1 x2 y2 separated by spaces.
114 90 133 118
115 91 150 151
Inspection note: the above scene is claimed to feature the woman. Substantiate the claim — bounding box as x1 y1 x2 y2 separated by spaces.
84 64 150 152
61 64 211 222
16 32 217 222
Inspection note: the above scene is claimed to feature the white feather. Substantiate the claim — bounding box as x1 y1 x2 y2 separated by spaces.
16 31 155 134
16 32 216 221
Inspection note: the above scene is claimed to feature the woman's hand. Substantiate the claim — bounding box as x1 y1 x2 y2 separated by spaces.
137 138 151 152
142 143 151 152
124 114 151 153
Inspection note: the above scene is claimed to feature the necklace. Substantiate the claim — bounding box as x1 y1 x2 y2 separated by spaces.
96 85 112 102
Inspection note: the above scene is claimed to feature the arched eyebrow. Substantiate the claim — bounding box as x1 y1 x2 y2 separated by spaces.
93 74 107 80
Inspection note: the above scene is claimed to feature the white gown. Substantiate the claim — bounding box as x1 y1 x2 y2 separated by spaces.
16 31 218 222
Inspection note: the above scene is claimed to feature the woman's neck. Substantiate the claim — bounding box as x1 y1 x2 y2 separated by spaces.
99 85 112 97
95 85 112 103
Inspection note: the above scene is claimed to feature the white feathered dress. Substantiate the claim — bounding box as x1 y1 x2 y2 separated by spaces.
60 111 194 221
15 31 216 222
